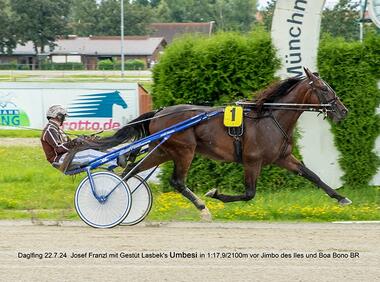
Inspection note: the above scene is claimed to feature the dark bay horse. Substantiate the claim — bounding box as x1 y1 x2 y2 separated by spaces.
96 68 352 220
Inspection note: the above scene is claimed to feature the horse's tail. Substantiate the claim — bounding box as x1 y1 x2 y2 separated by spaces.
96 110 158 149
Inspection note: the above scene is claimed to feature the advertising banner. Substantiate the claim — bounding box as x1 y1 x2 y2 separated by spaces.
272 0 325 77
0 83 140 131
271 0 346 188
368 0 380 28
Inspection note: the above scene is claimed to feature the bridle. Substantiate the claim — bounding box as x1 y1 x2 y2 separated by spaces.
307 78 339 119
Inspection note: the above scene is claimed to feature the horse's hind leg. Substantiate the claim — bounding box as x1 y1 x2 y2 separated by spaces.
168 148 211 221
276 154 352 205
205 162 261 203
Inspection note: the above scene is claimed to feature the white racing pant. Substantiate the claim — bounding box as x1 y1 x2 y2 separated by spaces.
57 149 117 168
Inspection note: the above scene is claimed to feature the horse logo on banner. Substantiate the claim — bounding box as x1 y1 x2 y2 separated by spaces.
68 91 128 118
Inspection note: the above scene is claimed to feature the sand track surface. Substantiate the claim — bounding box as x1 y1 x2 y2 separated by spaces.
0 138 40 147
0 221 378 282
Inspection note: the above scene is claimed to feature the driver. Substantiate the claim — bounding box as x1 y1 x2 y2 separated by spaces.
41 104 123 169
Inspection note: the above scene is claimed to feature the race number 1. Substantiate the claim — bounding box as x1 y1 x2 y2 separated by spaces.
224 106 243 127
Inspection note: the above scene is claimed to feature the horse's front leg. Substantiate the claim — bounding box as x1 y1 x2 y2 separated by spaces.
205 162 261 203
276 154 352 205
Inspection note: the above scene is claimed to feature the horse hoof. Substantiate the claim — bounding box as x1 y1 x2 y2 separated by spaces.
200 208 212 222
339 198 352 206
205 188 217 198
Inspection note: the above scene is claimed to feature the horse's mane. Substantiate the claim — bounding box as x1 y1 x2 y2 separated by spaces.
254 77 304 112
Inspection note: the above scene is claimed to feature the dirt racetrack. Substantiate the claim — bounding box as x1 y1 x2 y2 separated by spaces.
0 221 379 282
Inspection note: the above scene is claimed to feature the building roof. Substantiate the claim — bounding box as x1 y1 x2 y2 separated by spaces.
150 22 214 43
7 36 166 56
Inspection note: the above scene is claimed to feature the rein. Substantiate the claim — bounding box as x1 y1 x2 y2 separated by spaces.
236 101 333 113
0 125 93 137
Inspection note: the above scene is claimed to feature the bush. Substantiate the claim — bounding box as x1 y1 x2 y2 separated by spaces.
0 61 30 70
115 59 146 70
97 59 114 70
0 62 17 70
318 33 380 187
17 64 30 70
363 30 380 79
126 59 145 70
98 59 146 70
153 30 280 107
40 62 85 70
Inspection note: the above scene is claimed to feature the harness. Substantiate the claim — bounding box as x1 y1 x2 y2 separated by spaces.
227 125 244 163
227 79 339 161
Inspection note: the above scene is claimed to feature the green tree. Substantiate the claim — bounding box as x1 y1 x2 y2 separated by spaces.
96 0 152 35
134 0 161 7
153 0 257 32
134 0 151 5
260 0 276 32
149 0 162 7
154 0 214 22
124 3 154 35
212 0 257 32
10 0 71 54
0 0 17 54
96 0 120 35
321 0 360 41
154 0 172 22
68 0 99 36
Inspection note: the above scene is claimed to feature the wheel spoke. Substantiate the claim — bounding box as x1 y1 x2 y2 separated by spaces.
74 172 131 228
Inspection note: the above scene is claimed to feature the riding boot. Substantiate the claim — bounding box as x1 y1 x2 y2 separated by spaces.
117 154 127 168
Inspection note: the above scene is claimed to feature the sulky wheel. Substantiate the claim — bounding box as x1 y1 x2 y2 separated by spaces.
120 175 153 226
74 172 132 229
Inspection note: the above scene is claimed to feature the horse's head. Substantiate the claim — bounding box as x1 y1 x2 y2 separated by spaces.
112 91 128 109
304 67 348 123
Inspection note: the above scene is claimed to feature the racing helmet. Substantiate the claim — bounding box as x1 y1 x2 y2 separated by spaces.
46 105 68 119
